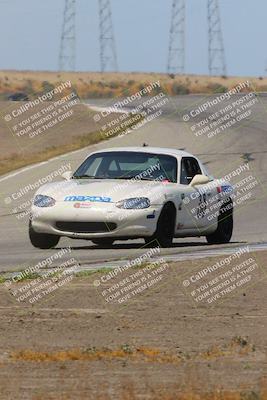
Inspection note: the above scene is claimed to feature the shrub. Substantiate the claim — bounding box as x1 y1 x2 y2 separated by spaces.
109 81 120 89
42 81 55 94
23 80 35 98
208 82 227 93
127 80 135 86
138 83 146 91
171 82 189 95
122 88 130 96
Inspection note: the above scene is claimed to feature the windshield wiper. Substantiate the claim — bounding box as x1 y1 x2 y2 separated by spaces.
72 175 106 179
73 175 156 181
113 176 155 181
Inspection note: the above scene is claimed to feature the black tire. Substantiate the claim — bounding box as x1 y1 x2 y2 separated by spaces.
145 203 176 248
92 238 115 247
206 199 233 244
29 221 60 249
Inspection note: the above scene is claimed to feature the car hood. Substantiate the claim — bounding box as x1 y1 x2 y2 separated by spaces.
35 179 174 204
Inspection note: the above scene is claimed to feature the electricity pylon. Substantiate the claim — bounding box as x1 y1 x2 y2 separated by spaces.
99 0 118 72
207 0 227 76
167 0 185 75
59 0 76 71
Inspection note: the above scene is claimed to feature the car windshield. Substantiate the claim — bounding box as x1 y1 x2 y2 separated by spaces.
73 151 178 183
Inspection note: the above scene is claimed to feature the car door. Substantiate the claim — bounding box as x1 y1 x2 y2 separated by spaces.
176 157 211 231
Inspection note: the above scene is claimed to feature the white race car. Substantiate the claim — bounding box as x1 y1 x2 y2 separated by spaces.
29 147 234 249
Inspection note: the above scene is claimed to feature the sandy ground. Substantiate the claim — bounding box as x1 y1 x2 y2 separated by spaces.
0 99 132 175
0 250 266 399
0 101 96 158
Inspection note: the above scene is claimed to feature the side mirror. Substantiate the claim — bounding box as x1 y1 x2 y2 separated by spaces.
190 174 210 187
62 171 72 180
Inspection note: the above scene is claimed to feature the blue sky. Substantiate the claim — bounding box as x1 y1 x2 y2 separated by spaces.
0 0 266 76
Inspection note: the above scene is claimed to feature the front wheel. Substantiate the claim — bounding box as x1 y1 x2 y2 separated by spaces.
144 203 176 248
206 199 233 244
29 221 60 249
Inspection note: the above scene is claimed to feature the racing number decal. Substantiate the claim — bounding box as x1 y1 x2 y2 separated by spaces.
196 193 207 219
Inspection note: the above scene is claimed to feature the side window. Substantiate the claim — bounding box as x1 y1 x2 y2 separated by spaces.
180 157 202 185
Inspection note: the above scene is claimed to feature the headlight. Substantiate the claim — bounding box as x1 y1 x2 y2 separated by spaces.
34 195 56 208
116 197 150 209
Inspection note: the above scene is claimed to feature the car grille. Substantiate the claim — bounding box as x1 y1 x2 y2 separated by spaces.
55 221 117 233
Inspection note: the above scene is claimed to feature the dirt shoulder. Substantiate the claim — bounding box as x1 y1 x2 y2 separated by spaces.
0 99 139 175
0 250 266 399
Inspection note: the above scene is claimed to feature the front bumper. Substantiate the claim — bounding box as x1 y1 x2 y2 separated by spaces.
31 202 162 239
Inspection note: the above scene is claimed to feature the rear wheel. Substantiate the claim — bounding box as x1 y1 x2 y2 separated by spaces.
29 221 60 249
206 199 233 244
145 203 176 248
92 238 115 247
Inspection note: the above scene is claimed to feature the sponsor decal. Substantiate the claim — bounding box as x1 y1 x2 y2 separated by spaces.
217 185 232 194
64 195 112 203
74 202 92 209
221 185 232 193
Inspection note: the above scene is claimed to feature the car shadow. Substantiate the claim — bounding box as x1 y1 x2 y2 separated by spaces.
56 240 245 251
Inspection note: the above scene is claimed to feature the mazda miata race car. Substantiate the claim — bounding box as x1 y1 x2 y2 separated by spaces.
29 147 234 249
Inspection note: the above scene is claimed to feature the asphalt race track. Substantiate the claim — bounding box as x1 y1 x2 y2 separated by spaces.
0 95 266 271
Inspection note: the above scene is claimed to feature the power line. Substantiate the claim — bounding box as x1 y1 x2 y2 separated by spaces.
207 0 227 76
98 0 118 72
167 0 185 75
59 0 76 71
57 0 228 75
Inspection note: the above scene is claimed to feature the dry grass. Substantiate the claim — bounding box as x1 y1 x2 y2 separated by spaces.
13 345 263 400
12 346 173 364
0 70 264 100
11 336 256 365
199 336 256 360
